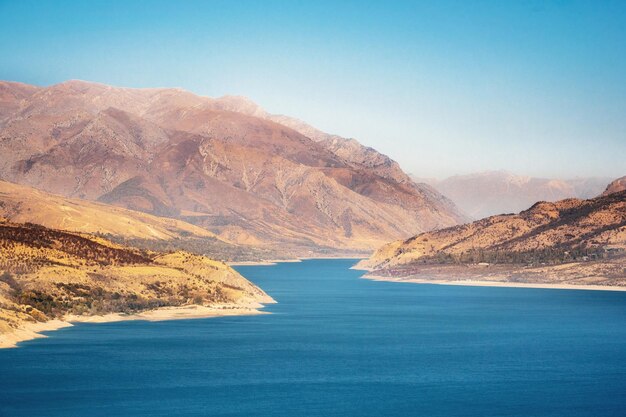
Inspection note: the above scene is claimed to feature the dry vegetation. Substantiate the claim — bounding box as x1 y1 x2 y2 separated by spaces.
0 221 272 336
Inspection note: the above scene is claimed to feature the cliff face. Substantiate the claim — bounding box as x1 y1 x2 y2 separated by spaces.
359 190 626 271
0 80 465 253
0 221 273 341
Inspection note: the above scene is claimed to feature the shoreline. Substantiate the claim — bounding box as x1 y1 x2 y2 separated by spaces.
227 259 302 266
0 303 269 349
364 274 626 292
229 256 366 267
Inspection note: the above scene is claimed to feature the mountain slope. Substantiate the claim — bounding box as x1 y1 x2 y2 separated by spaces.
0 179 286 262
208 95 415 185
358 190 626 286
0 80 465 252
418 171 611 219
0 179 217 240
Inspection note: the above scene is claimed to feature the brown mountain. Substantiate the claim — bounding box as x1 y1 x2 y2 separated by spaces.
416 171 612 219
0 80 464 254
357 189 626 286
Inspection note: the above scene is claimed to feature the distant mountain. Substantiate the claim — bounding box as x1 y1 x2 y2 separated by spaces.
0 80 465 254
601 176 626 196
357 188 626 286
415 171 612 219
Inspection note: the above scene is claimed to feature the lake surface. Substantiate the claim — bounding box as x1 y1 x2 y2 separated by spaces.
1 259 626 416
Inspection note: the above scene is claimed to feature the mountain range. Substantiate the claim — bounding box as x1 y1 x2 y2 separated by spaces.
415 171 612 219
0 80 465 254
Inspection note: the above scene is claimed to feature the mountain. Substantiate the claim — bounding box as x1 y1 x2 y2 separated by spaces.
357 189 626 287
416 171 612 219
602 176 626 196
0 80 465 254
0 220 273 347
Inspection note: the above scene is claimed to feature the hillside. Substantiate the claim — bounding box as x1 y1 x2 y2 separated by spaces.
0 220 273 347
602 176 626 196
417 171 611 219
0 179 284 261
357 190 626 287
0 80 465 254
0 179 217 240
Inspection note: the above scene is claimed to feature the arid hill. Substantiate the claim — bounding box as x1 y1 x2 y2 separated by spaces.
0 80 465 253
357 190 626 286
417 171 611 219
0 220 273 346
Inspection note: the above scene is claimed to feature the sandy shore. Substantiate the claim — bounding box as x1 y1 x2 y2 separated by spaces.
0 303 268 349
365 275 626 292
227 259 302 266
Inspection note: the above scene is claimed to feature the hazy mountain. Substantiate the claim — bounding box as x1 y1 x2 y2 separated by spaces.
0 80 465 253
601 176 626 196
415 171 612 219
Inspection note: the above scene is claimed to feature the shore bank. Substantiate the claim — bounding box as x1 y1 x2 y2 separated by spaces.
0 303 269 349
227 259 301 266
365 274 626 292
229 256 366 267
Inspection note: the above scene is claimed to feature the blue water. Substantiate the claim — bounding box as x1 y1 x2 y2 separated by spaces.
1 259 626 417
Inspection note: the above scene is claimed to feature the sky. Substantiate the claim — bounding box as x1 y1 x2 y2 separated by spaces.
0 0 624 179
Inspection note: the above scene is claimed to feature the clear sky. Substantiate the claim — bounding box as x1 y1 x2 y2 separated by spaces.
1 0 624 179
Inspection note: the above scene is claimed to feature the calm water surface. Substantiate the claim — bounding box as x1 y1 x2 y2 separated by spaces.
1 259 625 416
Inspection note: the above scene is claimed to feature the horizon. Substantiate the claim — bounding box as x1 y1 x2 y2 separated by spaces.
1 0 625 179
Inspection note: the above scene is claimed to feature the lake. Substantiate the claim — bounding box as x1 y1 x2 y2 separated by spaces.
1 259 625 416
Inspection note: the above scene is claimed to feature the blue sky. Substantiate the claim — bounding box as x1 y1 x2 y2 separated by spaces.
1 0 624 179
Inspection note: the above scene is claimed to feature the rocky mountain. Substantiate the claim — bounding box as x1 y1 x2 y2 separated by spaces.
602 176 626 196
0 220 273 347
416 171 612 219
358 189 626 280
0 80 465 254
